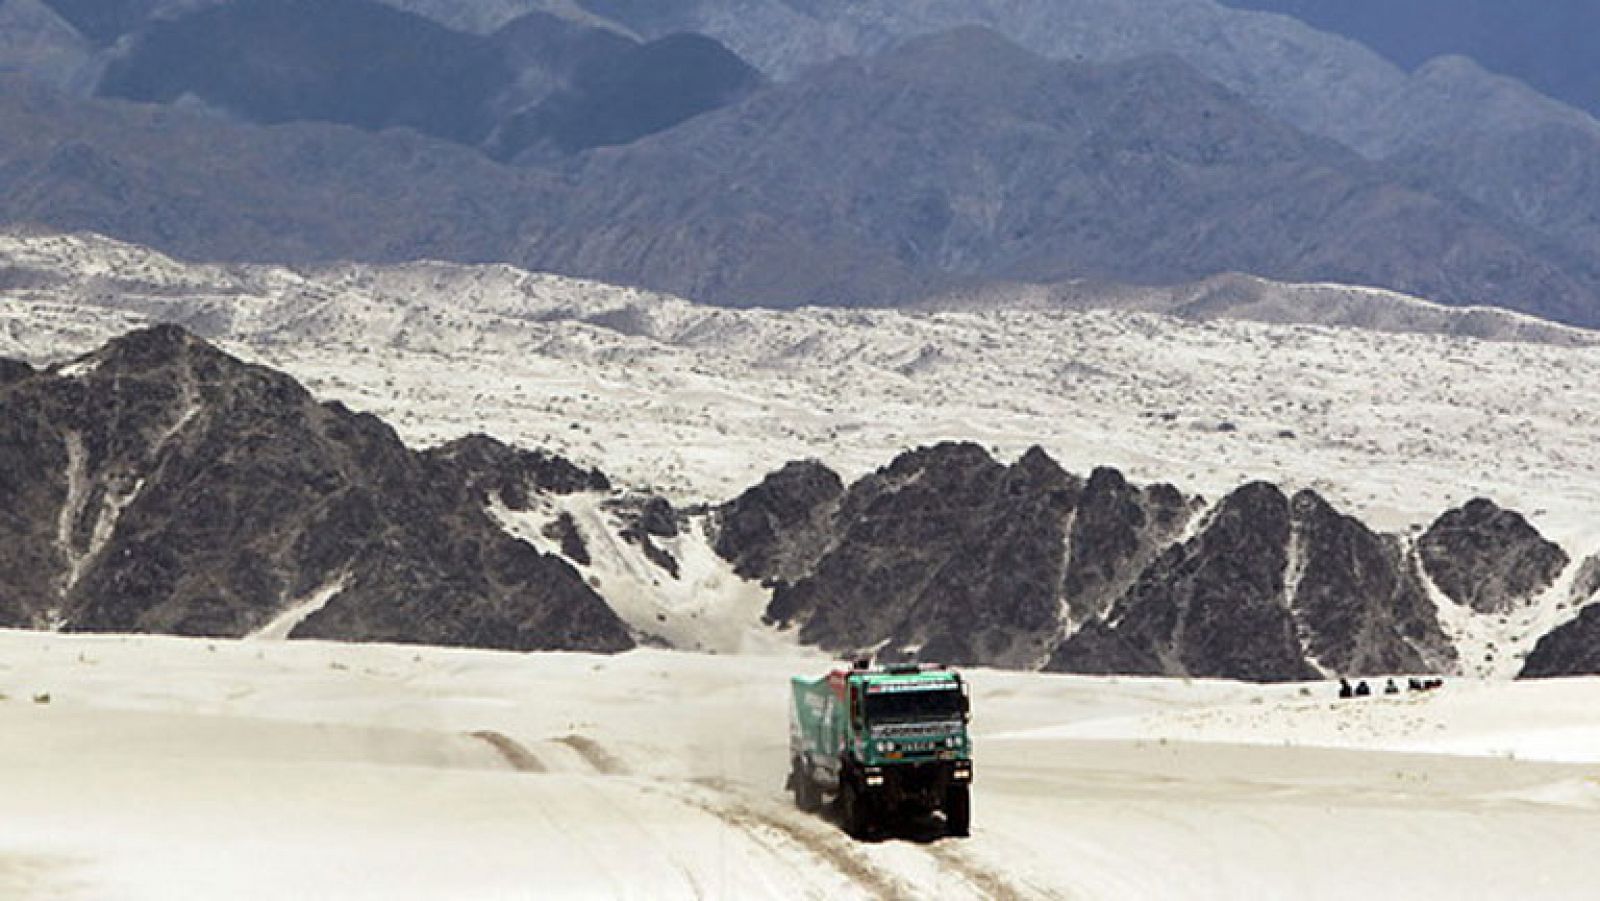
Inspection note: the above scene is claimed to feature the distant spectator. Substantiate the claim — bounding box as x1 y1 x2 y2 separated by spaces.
1338 677 1354 699
1354 680 1372 697
1384 678 1400 695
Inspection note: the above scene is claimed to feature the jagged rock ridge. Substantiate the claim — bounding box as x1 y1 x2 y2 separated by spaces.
718 444 1576 683
0 324 633 652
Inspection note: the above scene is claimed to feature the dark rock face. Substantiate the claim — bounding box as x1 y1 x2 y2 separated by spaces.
0 325 633 653
713 459 844 584
724 443 1496 682
764 443 1079 668
1053 482 1318 682
613 494 682 578
1506 557 1600 679
1049 485 1457 681
0 358 33 385
1521 605 1600 678
542 510 590 566
422 432 610 510
1417 498 1568 615
1061 467 1192 625
1287 490 1454 675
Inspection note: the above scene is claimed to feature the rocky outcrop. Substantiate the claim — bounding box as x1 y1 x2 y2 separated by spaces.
1051 483 1317 682
0 325 633 652
713 459 844 584
1061 467 1193 626
762 443 1080 668
1417 498 1569 615
1287 491 1454 675
1047 484 1459 681
423 432 610 509
1521 605 1600 679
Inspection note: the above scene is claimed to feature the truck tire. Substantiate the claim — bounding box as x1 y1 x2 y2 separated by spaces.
944 783 971 837
792 760 822 813
839 777 873 839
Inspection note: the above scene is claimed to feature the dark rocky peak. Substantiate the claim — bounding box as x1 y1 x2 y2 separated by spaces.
423 432 610 509
1521 603 1600 678
765 443 1079 668
1417 498 1568 614
713 457 843 584
1060 465 1194 625
78 320 196 372
0 328 634 654
1286 489 1454 676
1051 481 1317 682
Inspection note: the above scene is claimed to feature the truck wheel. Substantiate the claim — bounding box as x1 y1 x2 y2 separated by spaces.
792 761 821 813
839 777 872 839
944 783 971 837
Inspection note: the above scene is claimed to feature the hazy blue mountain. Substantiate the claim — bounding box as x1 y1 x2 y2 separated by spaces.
536 0 1600 316
489 31 762 161
91 0 757 154
97 0 513 143
1218 0 1600 119
515 29 1600 323
40 0 155 44
7 28 1600 325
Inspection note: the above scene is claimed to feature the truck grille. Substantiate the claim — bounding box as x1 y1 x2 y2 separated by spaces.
872 721 962 739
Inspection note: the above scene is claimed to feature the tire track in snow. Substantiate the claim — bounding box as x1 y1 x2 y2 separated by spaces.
468 730 546 773
470 731 704 896
928 843 1070 901
554 733 630 775
548 732 906 899
665 782 914 901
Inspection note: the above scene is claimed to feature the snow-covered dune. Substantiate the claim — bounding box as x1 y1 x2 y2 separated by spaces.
3 629 1599 899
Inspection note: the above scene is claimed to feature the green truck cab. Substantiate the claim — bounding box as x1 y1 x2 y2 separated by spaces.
786 661 973 838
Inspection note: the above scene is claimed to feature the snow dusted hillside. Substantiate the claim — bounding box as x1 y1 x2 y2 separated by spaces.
4 230 1598 535
4 628 1600 899
6 229 1600 676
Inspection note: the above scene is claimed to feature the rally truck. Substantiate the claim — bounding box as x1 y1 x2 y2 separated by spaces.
786 662 972 839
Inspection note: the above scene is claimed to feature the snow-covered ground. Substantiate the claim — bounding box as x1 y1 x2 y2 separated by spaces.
4 230 1599 557
3 629 1599 899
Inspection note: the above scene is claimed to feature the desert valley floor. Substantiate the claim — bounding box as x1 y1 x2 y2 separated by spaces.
4 630 1600 899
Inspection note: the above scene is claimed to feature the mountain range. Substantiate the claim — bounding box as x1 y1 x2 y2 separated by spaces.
1218 0 1600 121
4 319 1599 682
1 1 1599 324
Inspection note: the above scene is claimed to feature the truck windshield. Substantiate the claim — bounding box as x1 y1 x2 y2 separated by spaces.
864 686 965 723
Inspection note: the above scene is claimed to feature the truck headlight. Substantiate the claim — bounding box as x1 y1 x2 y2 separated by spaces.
875 741 891 753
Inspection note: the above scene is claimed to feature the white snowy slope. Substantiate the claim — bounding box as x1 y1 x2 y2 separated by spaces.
6 228 1600 669
2 629 1600 899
